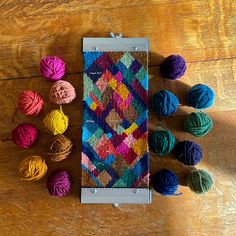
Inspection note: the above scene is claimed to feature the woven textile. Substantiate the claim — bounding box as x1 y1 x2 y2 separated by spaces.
81 51 149 188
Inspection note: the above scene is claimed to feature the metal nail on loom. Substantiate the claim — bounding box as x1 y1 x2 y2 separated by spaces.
83 32 149 53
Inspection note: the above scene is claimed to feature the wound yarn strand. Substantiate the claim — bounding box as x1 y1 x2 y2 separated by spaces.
43 105 69 135
47 134 73 162
184 111 213 137
19 155 48 181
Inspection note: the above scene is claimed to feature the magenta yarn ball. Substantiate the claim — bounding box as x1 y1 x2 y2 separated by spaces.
40 56 65 81
47 170 72 197
12 123 38 149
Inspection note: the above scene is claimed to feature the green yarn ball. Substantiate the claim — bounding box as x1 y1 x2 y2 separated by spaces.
187 169 213 194
149 130 175 156
184 112 213 137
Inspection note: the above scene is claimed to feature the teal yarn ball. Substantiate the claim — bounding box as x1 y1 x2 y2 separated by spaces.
184 112 213 137
187 169 213 194
188 84 214 109
152 90 179 117
149 129 175 156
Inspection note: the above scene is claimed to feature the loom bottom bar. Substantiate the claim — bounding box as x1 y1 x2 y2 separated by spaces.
81 188 152 204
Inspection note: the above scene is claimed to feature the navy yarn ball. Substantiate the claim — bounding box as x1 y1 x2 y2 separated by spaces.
152 169 179 195
160 55 186 80
188 84 214 109
174 140 202 166
152 90 179 117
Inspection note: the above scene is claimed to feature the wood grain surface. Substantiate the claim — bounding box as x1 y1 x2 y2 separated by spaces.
0 0 236 236
0 0 235 79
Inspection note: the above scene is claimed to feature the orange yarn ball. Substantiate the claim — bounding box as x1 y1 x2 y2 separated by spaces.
49 80 76 105
18 90 43 116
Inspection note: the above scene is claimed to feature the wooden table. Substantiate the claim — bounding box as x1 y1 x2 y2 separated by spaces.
0 1 235 235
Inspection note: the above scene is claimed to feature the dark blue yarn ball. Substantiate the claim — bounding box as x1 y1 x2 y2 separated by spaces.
152 90 179 117
152 169 179 195
160 55 187 80
174 140 202 166
188 84 214 109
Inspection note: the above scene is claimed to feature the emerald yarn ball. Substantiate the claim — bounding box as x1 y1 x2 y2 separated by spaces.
187 169 213 194
149 130 175 156
184 112 213 137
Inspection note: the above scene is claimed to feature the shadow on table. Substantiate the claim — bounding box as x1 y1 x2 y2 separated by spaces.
148 55 236 189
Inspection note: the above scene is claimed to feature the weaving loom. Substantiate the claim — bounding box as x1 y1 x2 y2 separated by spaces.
81 37 151 204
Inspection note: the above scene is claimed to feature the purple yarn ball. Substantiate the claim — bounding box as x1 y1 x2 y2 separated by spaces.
174 141 202 166
47 170 72 197
160 55 186 80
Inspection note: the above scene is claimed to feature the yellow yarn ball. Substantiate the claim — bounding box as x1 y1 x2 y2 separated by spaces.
19 155 48 181
43 105 69 135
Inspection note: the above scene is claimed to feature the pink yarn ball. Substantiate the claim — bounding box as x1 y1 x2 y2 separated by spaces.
40 56 65 81
12 123 38 148
18 90 43 116
47 170 72 197
49 80 76 104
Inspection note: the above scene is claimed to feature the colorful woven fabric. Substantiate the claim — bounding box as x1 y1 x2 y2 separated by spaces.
81 51 149 188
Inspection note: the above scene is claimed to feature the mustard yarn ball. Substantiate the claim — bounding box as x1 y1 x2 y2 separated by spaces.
19 155 48 181
43 106 69 135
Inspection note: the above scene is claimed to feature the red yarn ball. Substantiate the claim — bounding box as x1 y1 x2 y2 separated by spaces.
40 56 65 81
18 90 43 116
12 123 38 148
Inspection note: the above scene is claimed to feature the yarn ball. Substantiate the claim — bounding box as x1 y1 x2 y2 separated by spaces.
12 123 38 148
174 140 202 166
47 170 72 197
149 129 175 156
40 56 65 81
184 112 213 137
43 106 68 135
187 169 213 194
49 80 76 104
152 169 179 195
160 55 186 80
188 84 214 109
18 90 43 116
47 135 73 162
152 90 179 117
19 155 48 181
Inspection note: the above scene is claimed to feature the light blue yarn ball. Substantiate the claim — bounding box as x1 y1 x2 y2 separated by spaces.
188 84 214 109
152 90 179 117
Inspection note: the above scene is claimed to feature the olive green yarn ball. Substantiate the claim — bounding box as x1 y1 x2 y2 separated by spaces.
149 130 175 156
184 112 213 137
187 169 213 194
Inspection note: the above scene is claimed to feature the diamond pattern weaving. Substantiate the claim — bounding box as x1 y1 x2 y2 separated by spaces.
81 51 149 188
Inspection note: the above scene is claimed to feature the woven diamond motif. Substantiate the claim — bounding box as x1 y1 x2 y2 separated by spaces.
95 75 108 92
105 109 122 130
97 171 112 186
82 51 149 188
120 52 134 68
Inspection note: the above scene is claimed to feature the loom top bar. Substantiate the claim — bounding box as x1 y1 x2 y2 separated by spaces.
82 38 149 52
